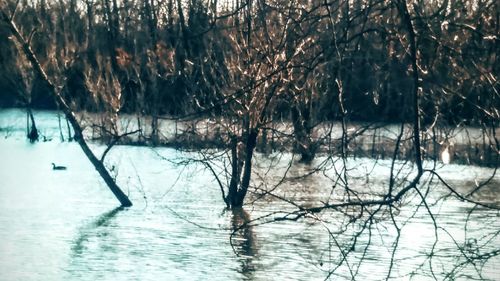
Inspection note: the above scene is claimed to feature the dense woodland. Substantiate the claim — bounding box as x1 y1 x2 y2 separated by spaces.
0 0 498 123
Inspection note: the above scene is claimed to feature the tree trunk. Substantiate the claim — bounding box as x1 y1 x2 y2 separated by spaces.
103 0 119 71
396 0 423 173
236 129 258 206
227 136 241 207
27 107 39 143
176 0 190 57
58 112 65 141
2 11 132 207
291 105 315 163
226 130 258 208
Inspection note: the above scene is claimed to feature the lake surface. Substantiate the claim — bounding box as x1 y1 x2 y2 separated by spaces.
0 109 499 280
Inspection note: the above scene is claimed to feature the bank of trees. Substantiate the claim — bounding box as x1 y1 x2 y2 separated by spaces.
1 0 497 120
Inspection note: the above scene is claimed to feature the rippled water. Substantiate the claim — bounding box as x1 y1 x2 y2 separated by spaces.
0 109 499 280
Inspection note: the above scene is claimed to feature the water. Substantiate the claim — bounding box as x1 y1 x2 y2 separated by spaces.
0 109 499 280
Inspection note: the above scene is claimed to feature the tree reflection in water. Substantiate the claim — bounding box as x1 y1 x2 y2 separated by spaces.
230 208 258 278
71 207 123 255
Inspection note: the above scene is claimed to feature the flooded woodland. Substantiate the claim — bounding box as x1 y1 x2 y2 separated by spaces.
0 0 499 280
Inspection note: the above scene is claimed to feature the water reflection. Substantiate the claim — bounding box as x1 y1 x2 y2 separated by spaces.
71 207 123 256
230 208 258 279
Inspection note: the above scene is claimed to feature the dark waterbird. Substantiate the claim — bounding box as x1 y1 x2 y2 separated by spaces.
51 163 67 170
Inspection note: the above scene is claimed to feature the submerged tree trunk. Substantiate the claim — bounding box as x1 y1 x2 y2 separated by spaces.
27 107 39 143
57 111 65 141
2 11 132 207
226 130 258 208
230 208 257 265
291 105 315 163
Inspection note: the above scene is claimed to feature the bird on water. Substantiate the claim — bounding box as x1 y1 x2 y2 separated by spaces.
51 163 67 170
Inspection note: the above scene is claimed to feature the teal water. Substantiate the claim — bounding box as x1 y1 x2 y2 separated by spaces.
0 109 498 280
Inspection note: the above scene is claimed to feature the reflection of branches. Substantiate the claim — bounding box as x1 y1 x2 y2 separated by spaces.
230 208 258 277
71 207 123 255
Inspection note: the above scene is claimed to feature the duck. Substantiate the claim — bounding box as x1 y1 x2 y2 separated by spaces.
51 163 67 170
